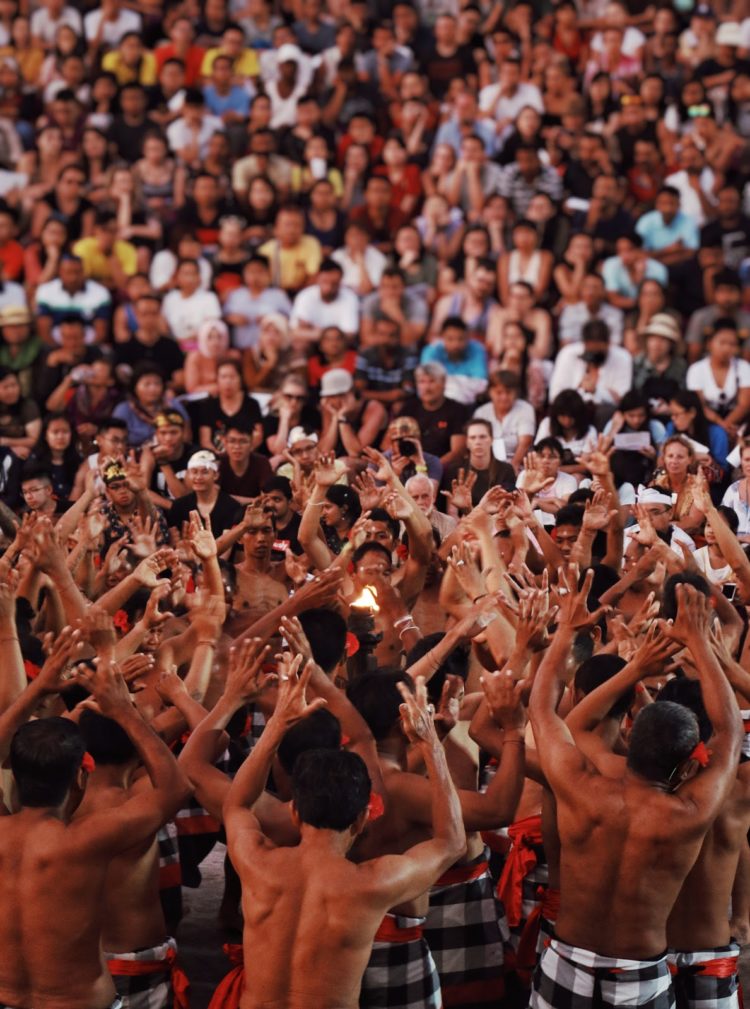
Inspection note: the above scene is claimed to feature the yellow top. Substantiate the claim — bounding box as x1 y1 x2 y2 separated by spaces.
258 236 323 291
200 47 259 79
72 237 138 285
101 49 157 86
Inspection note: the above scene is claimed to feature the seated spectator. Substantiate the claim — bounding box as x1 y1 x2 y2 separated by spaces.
535 389 598 470
112 363 189 447
222 254 291 351
355 316 417 407
168 449 243 537
185 319 241 396
161 258 222 353
602 233 669 312
242 312 294 392
549 319 633 410
72 210 137 293
632 313 688 414
217 419 272 503
332 221 387 298
517 437 578 526
259 204 322 295
421 315 488 406
307 325 357 392
361 267 427 348
721 437 750 542
558 272 624 347
289 259 359 344
0 366 41 458
318 366 387 460
198 357 263 452
139 408 196 510
36 254 111 346
442 418 515 514
686 317 750 439
472 369 535 472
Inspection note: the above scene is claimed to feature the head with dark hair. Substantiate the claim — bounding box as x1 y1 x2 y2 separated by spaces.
662 572 710 621
324 484 361 529
366 507 400 549
78 710 137 765
10 718 87 809
574 654 633 717
549 390 590 440
626 701 699 785
348 671 412 740
668 389 711 446
291 748 371 832
351 540 393 577
298 608 348 673
406 633 469 706
656 677 712 743
278 709 342 774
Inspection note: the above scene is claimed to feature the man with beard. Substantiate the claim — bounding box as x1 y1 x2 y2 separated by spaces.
290 259 359 344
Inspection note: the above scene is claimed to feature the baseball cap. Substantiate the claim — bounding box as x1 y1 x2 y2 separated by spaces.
716 21 741 46
187 450 218 472
277 43 302 64
640 313 680 343
320 368 353 398
0 305 30 326
692 4 715 16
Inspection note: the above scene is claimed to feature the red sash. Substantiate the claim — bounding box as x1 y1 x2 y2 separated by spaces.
107 946 189 1009
207 944 245 1009
668 957 738 979
435 859 489 887
374 915 424 943
496 814 543 928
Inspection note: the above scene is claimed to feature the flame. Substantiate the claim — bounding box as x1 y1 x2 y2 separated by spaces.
351 585 380 612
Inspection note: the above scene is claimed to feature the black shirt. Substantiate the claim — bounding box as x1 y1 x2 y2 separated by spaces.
150 442 197 502
167 490 243 538
218 453 273 500
397 396 468 459
701 217 750 271
419 44 476 100
107 115 158 164
200 395 263 451
36 347 103 410
272 511 302 560
114 335 185 381
443 457 516 508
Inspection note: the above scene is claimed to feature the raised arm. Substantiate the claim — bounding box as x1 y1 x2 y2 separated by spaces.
0 574 25 713
666 585 743 818
367 677 466 909
297 454 337 571
223 653 326 855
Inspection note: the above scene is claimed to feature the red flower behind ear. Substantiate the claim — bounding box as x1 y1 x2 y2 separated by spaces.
345 632 360 657
113 609 130 633
81 752 96 774
367 792 385 822
690 741 710 767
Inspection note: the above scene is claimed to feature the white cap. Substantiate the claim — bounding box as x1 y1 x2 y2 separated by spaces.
188 450 219 472
277 43 302 63
288 426 318 448
716 21 741 45
637 486 673 506
640 313 680 343
320 368 353 397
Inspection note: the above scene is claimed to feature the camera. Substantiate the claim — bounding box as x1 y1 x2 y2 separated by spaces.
399 438 418 457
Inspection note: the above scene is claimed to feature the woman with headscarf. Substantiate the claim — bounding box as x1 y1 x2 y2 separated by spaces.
184 318 240 396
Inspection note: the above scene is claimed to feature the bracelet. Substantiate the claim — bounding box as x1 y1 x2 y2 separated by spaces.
196 639 216 646
502 737 525 745
338 418 350 425
415 464 428 473
307 500 325 507
473 593 488 604
394 615 413 627
398 624 418 638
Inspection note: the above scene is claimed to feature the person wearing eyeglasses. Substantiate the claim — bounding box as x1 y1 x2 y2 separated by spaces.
263 376 320 458
665 388 729 482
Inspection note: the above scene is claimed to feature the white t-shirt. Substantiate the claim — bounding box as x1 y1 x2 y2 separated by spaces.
149 251 212 292
84 7 141 46
31 5 83 44
693 545 733 586
166 115 225 159
290 284 359 335
162 289 222 349
664 168 717 228
534 417 598 458
686 356 750 413
722 480 750 535
331 246 387 295
517 469 578 526
473 399 536 458
478 81 544 121
590 25 645 56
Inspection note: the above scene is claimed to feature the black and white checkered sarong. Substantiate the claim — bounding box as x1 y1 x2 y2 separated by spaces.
423 850 508 1007
667 943 740 1009
360 914 442 1009
531 939 675 1009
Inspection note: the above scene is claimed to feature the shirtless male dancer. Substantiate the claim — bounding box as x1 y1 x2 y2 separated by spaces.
529 570 743 1009
222 655 466 1009
0 637 189 1009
